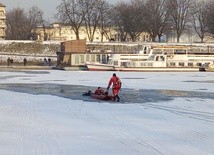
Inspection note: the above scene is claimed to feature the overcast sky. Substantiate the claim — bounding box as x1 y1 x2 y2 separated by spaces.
0 0 129 22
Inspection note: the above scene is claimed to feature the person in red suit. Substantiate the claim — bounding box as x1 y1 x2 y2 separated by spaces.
107 73 121 102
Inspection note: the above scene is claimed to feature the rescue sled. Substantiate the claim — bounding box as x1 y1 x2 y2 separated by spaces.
82 90 114 101
90 93 113 100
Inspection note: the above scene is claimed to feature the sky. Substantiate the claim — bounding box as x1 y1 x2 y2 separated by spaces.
0 70 214 155
0 0 129 22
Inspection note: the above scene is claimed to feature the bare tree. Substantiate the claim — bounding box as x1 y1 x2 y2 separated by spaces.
40 17 50 41
82 0 107 42
6 6 43 40
206 0 214 35
168 0 194 42
28 6 44 39
110 4 127 42
191 1 209 43
97 1 112 42
112 2 145 42
56 0 86 40
125 1 145 42
143 0 171 42
6 8 28 40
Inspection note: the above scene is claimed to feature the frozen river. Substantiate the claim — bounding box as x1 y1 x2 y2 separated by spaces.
0 70 214 155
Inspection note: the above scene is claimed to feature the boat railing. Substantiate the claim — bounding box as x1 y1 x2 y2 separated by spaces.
187 54 214 58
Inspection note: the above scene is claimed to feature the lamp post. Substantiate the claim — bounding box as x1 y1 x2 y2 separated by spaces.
170 26 174 43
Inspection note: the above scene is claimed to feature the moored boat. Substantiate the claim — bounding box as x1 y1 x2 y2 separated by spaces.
115 67 200 72
86 44 214 72
85 45 151 71
85 62 115 71
113 54 200 72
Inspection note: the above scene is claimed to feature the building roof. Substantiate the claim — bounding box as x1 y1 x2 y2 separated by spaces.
0 3 6 7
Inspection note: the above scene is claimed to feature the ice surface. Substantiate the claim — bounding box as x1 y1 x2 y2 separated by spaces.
0 70 213 155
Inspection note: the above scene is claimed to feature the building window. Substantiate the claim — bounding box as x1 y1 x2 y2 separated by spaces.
0 11 4 16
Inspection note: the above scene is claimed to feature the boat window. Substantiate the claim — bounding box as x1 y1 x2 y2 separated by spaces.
156 56 159 61
108 60 113 65
204 63 210 67
86 55 90 62
121 62 127 67
102 55 107 64
144 46 147 54
75 54 79 64
169 62 176 66
96 55 101 62
80 55 85 63
91 55 95 62
140 62 145 67
114 61 118 66
188 63 193 67
153 50 162 54
175 49 186 54
160 56 164 61
148 63 153 67
132 63 136 67
179 62 185 66
197 63 202 66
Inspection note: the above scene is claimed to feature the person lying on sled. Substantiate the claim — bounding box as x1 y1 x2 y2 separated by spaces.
94 87 105 95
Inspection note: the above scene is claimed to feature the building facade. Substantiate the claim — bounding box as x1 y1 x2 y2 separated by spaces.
0 3 6 39
34 23 151 42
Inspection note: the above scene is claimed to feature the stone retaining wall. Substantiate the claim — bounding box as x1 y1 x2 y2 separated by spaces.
0 41 59 65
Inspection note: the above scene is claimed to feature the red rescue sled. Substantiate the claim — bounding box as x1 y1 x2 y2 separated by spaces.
82 90 114 101
90 93 113 101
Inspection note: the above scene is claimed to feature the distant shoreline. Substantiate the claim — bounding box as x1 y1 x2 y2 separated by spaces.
1 65 214 72
0 65 87 71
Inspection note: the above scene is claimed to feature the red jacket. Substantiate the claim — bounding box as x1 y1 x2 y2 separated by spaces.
107 76 121 90
94 87 105 95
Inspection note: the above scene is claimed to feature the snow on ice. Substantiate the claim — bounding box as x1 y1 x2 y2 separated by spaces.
0 70 214 155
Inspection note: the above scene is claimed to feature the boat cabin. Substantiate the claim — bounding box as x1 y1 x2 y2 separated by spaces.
109 54 167 68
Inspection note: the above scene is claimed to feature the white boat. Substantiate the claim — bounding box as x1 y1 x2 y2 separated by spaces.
114 54 200 72
85 45 151 71
86 44 214 72
85 62 115 71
